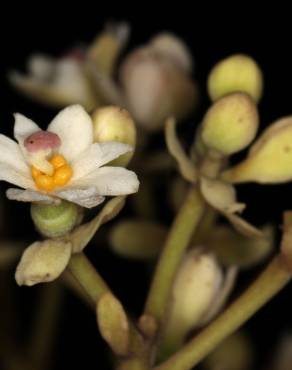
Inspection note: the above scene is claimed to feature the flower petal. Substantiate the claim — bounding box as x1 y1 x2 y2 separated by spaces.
0 164 35 189
47 105 93 162
55 186 105 208
6 188 60 204
0 134 30 176
27 54 55 80
15 239 72 286
14 113 41 155
71 166 139 196
71 142 133 181
9 72 95 111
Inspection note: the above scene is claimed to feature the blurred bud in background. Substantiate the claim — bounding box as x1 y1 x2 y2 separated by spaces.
203 331 254 370
109 218 167 260
9 23 129 111
119 33 198 132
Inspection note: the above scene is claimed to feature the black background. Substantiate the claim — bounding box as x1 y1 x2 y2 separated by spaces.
1 6 292 369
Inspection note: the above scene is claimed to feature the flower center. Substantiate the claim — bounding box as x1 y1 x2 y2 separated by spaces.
31 154 73 192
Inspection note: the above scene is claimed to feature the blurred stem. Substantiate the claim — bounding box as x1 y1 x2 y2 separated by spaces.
144 186 205 325
67 252 144 355
29 282 63 370
155 255 291 370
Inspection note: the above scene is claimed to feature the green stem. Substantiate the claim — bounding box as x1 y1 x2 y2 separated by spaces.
155 255 291 370
29 282 63 370
144 186 205 324
67 252 109 302
67 252 145 355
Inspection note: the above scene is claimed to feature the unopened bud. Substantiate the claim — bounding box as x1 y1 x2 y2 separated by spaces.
120 46 197 132
31 201 82 238
202 93 259 155
15 239 72 286
161 249 223 356
208 54 263 102
92 106 136 166
222 116 292 183
109 219 167 259
149 32 193 73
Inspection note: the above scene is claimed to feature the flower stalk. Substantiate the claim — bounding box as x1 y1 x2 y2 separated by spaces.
144 186 205 325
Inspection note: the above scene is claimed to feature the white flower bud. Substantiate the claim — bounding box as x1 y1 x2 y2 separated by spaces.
161 248 223 356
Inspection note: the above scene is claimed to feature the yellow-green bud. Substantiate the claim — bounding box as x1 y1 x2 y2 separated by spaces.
202 93 259 155
31 201 82 238
208 54 263 102
92 106 136 166
222 116 292 184
160 249 223 356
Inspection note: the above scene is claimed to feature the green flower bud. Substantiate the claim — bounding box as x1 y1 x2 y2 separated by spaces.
208 54 263 102
202 93 259 155
31 201 82 238
160 249 223 357
92 106 136 166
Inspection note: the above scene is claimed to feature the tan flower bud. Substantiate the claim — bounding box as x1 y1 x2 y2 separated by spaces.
120 45 197 132
222 116 292 183
149 32 193 73
15 240 72 286
208 54 263 102
92 106 136 166
202 93 259 155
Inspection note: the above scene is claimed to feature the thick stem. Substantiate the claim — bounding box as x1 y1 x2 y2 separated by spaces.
155 256 291 370
67 252 109 302
144 187 205 324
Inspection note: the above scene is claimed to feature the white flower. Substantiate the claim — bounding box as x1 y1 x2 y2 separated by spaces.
0 105 139 208
9 54 96 110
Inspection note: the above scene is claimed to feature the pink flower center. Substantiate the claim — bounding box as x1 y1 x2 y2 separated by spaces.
24 131 61 153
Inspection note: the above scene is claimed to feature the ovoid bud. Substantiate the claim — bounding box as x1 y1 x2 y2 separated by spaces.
202 92 259 155
208 54 263 102
92 106 136 166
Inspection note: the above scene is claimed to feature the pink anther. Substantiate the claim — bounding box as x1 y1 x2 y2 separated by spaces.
24 131 61 153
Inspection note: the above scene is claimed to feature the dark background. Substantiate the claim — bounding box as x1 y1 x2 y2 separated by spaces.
1 7 292 369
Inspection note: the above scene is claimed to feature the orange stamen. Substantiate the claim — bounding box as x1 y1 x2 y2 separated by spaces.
31 154 73 192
